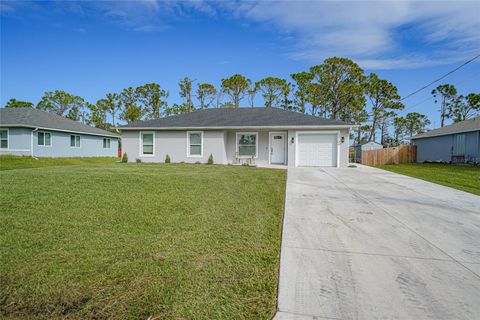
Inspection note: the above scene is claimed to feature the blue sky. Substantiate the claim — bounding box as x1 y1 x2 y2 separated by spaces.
1 0 479 128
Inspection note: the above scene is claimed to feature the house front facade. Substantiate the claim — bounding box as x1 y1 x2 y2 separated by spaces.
411 117 480 164
119 108 354 167
0 108 119 158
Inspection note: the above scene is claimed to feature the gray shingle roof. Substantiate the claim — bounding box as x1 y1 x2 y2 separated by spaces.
118 107 353 129
411 117 480 140
0 108 119 137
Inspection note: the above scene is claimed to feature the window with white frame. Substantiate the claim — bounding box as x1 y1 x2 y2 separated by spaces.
187 131 203 157
70 135 81 148
141 132 154 155
0 129 8 149
38 131 51 146
103 138 111 149
236 132 257 157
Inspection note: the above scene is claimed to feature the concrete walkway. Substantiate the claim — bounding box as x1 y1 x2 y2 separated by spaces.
275 165 480 320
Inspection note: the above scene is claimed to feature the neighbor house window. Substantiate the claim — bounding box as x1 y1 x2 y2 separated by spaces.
38 131 51 146
141 132 154 155
236 132 257 157
187 131 203 157
0 129 8 149
103 138 111 149
70 135 81 148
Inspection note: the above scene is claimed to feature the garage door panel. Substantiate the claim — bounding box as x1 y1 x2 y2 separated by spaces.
297 133 337 167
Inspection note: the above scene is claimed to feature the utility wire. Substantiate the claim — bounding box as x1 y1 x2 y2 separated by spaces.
359 69 480 121
404 96 434 112
400 53 480 101
403 70 480 112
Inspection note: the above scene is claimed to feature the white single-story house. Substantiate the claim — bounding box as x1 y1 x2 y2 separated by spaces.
411 116 480 164
0 108 119 158
118 108 355 167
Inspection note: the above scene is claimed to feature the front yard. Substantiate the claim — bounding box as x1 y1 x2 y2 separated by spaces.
0 162 286 319
377 163 480 195
0 155 117 171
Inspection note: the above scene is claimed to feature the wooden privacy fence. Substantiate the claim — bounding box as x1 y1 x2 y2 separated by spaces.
361 146 417 166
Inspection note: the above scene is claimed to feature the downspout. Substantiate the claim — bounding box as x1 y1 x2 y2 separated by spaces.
31 128 39 160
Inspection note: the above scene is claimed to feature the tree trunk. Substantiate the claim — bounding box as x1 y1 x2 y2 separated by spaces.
440 97 446 127
112 110 116 127
369 118 376 142
380 122 387 146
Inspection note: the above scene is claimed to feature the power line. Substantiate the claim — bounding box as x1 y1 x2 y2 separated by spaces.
402 70 480 112
400 53 480 101
404 96 434 112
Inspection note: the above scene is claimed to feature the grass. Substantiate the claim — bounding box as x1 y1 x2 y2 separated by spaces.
0 163 286 319
377 163 480 195
0 155 117 171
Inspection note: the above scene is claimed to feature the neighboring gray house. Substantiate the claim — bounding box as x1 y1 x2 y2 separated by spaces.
0 108 119 158
352 141 383 163
118 108 354 167
411 117 480 164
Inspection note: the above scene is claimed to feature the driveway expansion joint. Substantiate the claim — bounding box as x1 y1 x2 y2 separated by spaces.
283 245 458 263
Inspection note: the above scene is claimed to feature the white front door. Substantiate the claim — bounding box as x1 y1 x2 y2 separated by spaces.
270 133 286 164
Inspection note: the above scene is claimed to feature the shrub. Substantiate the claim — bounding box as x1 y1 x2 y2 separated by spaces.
136 158 142 163
165 154 171 163
195 161 201 164
122 153 128 163
207 154 214 165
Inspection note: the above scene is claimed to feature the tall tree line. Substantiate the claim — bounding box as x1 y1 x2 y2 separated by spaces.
4 56 479 140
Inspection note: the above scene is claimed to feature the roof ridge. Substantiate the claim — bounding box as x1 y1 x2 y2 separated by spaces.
117 106 353 129
411 116 479 139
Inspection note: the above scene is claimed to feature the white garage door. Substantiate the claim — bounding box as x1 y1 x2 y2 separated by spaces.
297 133 337 167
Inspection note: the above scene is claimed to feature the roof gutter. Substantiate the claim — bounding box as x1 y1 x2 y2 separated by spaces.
115 124 358 131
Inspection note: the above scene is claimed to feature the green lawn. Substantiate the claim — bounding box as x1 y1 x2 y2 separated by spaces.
0 155 118 171
377 163 480 195
0 162 286 319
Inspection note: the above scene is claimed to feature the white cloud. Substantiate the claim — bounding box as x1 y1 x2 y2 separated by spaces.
3 0 479 69
0 0 39 14
87 0 216 32
223 0 480 69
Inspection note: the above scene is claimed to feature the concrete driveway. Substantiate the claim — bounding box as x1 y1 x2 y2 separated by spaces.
275 165 480 320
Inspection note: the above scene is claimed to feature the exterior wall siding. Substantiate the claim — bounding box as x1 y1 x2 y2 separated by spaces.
1 127 118 157
414 135 453 162
32 130 118 158
413 130 480 162
122 128 351 167
465 131 480 160
0 127 32 156
122 130 227 164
